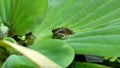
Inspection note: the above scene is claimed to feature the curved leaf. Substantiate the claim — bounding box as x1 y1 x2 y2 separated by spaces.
66 25 120 57
0 0 48 35
34 0 120 57
30 39 74 67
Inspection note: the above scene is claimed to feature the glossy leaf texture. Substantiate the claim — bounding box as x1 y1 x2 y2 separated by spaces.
2 40 74 68
34 0 120 57
0 0 48 35
69 62 110 68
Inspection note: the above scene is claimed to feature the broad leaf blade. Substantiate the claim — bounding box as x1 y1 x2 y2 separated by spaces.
33 0 120 57
11 0 48 35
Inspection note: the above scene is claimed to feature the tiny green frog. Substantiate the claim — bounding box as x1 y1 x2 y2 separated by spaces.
52 27 74 39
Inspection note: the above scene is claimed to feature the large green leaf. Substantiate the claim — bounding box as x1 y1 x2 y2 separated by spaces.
34 0 120 40
0 0 48 35
34 0 120 57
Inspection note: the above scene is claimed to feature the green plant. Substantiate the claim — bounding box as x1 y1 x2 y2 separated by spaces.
0 0 120 68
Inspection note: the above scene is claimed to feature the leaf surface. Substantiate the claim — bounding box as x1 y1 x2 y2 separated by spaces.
34 0 120 57
30 39 74 67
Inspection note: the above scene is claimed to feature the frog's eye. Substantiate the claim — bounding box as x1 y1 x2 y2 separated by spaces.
58 30 65 33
